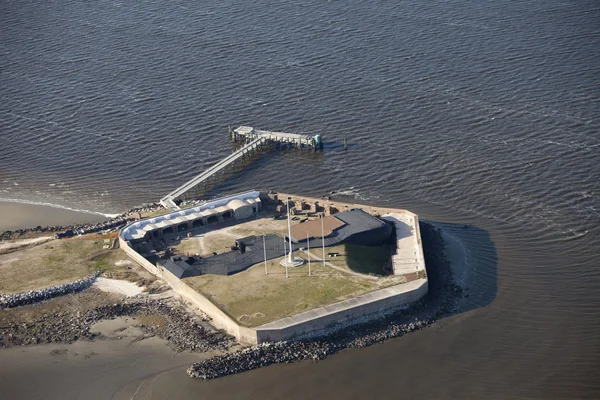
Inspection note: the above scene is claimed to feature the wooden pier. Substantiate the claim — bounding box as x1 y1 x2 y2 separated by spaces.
231 126 320 149
160 127 322 211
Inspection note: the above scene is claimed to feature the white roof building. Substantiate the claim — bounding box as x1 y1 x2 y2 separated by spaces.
120 191 262 241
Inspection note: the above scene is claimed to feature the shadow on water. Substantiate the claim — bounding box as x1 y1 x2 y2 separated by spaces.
420 219 498 315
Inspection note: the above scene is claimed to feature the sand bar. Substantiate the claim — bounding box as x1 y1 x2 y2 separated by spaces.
0 201 108 232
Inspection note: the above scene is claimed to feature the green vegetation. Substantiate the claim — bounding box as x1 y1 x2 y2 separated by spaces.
0 238 151 294
140 209 170 219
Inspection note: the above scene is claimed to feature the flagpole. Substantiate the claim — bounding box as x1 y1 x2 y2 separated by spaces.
321 213 325 267
307 231 311 276
279 197 304 272
287 197 293 263
286 197 293 278
263 234 267 275
283 236 288 278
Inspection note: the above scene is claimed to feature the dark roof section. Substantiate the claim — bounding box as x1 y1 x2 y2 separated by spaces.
158 210 392 279
298 209 392 247
335 209 385 231
157 256 196 278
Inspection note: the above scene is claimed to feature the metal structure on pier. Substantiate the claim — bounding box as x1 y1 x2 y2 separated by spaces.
159 126 322 211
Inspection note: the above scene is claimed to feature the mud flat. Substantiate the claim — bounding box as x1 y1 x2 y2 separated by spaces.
0 317 217 400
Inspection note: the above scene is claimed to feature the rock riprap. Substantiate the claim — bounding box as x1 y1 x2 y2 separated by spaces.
0 202 164 240
0 298 232 352
0 273 100 309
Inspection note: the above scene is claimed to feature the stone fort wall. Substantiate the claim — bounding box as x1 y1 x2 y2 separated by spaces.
118 192 429 345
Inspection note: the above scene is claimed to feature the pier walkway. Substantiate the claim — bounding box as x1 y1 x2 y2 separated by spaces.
160 127 321 211
160 136 266 210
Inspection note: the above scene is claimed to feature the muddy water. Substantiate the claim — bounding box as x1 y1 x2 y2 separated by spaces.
1 0 599 397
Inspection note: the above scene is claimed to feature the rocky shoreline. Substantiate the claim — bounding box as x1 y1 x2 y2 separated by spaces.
0 297 232 353
0 203 165 240
0 214 462 380
0 273 101 309
187 221 462 379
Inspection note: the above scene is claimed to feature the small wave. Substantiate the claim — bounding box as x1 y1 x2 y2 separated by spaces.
329 187 370 201
552 229 589 243
0 198 119 219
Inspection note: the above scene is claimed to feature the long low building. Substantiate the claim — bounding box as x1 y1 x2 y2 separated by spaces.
120 191 262 250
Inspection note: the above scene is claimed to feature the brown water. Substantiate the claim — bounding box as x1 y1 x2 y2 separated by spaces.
1 0 599 398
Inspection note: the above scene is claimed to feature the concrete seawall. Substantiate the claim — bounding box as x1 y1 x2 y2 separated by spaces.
255 279 428 342
120 235 428 344
119 236 254 343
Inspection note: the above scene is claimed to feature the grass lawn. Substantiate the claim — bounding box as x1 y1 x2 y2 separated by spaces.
0 238 153 294
170 237 203 256
183 252 380 327
140 209 171 219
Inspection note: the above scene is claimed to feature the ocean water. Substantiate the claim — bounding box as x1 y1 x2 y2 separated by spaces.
1 0 599 398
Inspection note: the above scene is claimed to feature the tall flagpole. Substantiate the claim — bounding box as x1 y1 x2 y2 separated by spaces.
321 213 326 267
263 234 268 275
286 197 293 278
307 231 311 276
283 236 288 278
287 197 294 263
279 197 304 272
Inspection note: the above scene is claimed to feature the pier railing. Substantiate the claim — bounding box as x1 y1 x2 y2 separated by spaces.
160 126 321 210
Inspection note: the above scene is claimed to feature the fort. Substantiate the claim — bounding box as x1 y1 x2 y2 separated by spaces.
0 126 440 383
119 189 428 344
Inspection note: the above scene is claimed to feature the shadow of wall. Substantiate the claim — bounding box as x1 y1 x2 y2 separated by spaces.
420 219 498 315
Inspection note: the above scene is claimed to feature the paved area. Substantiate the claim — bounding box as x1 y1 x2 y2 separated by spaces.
290 216 344 241
382 213 425 276
93 278 144 297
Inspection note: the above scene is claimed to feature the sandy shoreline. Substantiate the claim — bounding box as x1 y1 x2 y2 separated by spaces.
0 318 213 400
0 201 108 233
